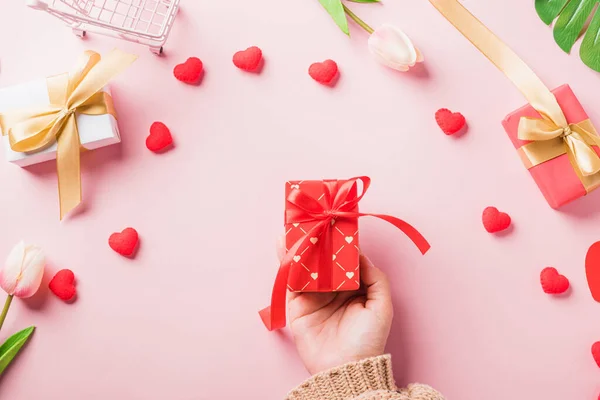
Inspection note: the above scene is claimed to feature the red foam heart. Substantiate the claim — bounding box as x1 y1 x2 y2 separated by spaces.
309 60 338 84
109 227 139 257
233 46 263 71
49 269 76 301
146 122 173 152
173 57 203 84
586 241 600 302
435 108 466 135
482 206 511 233
540 267 569 294
592 342 600 368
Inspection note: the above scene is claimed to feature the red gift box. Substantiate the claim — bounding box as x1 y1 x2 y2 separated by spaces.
502 85 600 209
286 179 360 292
259 176 430 331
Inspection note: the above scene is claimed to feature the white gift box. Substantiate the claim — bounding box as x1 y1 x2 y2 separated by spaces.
0 79 120 167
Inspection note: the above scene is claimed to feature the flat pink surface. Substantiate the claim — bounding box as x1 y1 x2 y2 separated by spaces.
1 1 600 399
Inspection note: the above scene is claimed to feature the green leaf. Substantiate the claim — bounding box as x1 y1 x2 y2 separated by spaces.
535 0 569 24
0 326 35 376
347 0 380 2
580 7 600 71
553 0 596 52
535 0 600 72
318 0 349 36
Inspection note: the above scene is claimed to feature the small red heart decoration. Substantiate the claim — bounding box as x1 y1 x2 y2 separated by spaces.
109 227 139 257
482 206 511 233
308 59 338 84
586 241 600 302
435 108 466 135
233 46 263 71
49 269 76 301
592 342 600 367
146 122 173 152
540 267 569 294
173 57 203 84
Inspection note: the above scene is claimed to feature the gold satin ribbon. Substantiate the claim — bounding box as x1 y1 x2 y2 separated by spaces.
0 49 137 219
429 0 600 192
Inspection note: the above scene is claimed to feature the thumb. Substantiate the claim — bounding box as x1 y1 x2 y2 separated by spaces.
276 235 286 262
360 253 393 318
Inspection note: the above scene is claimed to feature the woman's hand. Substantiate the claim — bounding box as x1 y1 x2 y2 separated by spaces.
287 253 394 375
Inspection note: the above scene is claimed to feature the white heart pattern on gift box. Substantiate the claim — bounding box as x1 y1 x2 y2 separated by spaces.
293 255 301 262
345 236 354 244
346 272 355 279
310 237 318 244
310 272 318 280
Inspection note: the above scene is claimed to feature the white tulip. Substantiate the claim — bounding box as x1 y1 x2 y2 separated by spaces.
368 24 423 72
0 242 45 298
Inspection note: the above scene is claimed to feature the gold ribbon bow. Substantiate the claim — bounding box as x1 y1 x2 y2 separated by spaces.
0 49 137 219
429 0 600 192
518 116 600 181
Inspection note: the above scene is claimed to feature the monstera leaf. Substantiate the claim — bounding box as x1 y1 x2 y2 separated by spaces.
535 0 600 72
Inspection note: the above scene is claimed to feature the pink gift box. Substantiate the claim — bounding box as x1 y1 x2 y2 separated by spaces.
502 84 600 208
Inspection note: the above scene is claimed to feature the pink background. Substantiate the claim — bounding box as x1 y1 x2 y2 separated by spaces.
1 0 600 398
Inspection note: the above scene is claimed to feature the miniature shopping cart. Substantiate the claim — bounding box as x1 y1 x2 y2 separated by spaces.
26 0 180 54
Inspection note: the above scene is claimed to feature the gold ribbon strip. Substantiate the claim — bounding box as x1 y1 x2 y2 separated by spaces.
0 49 137 219
429 0 600 191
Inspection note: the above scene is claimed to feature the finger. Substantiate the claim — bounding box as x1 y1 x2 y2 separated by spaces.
325 290 358 312
289 290 359 327
286 287 301 303
360 254 393 317
288 292 337 321
302 291 358 326
276 235 286 262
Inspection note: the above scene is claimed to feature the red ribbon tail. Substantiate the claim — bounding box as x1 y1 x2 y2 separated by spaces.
259 261 290 331
260 222 328 331
258 306 276 331
383 214 430 254
356 213 431 255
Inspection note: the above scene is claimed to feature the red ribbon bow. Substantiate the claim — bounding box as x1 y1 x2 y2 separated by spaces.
259 177 430 331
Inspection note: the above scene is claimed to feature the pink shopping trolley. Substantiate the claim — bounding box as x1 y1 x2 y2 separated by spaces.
26 0 180 54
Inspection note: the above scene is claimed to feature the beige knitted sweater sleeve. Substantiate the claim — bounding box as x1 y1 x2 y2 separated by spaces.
286 355 443 400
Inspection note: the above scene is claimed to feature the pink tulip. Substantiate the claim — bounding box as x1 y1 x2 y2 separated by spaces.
368 24 423 72
0 242 45 298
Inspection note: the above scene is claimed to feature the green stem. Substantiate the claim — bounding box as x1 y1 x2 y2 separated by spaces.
0 295 13 332
342 4 374 34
